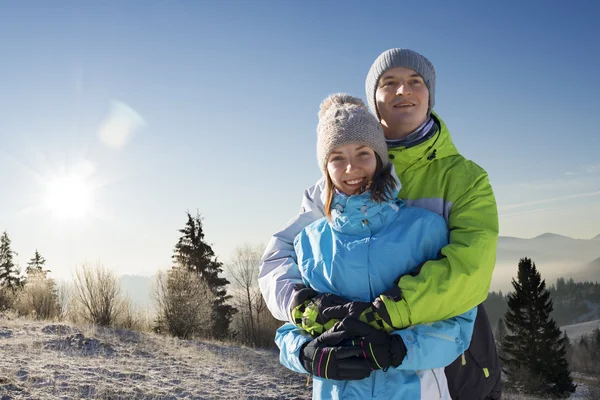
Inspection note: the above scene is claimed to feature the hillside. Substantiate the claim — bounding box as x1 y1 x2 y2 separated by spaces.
0 315 597 400
588 257 600 270
571 257 600 283
0 315 309 399
562 319 600 341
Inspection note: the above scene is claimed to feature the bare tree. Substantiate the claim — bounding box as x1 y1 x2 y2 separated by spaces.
252 291 281 348
56 280 71 321
228 244 261 345
116 298 152 332
227 244 280 347
152 265 214 339
570 332 600 375
0 286 16 311
71 263 125 326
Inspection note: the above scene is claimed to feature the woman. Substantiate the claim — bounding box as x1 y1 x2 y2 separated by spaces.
275 93 476 400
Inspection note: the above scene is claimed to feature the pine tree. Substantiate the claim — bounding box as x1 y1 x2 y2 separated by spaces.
563 331 573 371
172 211 237 339
26 250 47 276
483 290 508 331
501 257 576 398
592 328 600 368
495 317 507 360
0 231 21 289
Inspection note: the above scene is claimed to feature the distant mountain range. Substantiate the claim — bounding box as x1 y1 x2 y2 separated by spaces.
573 257 600 280
119 274 156 311
492 232 600 291
497 233 600 264
561 319 600 341
118 232 600 309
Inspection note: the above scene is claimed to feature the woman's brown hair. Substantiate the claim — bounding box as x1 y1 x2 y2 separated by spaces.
324 153 397 220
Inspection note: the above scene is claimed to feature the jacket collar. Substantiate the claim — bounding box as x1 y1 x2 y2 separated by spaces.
387 112 459 173
329 189 403 235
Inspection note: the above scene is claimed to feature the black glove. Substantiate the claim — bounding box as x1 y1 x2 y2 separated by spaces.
318 299 395 333
336 317 407 370
319 283 409 333
300 320 372 380
289 285 351 336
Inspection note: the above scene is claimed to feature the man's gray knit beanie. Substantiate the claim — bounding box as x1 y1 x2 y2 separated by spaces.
317 93 388 174
365 48 436 119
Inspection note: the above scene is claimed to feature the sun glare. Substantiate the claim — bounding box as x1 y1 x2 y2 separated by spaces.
43 162 95 221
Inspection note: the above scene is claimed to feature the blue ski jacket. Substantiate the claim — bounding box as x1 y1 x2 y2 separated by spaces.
275 190 477 399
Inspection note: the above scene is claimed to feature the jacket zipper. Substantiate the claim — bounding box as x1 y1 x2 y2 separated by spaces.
423 332 459 398
431 369 442 399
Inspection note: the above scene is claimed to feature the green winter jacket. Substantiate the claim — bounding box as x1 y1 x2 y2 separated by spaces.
380 112 499 328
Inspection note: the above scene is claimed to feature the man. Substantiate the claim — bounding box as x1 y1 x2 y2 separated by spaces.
259 48 501 399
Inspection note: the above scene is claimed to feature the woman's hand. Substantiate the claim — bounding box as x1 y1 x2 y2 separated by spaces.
300 319 373 380
337 318 407 370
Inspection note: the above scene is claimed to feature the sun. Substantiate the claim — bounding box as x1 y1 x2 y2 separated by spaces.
43 162 95 221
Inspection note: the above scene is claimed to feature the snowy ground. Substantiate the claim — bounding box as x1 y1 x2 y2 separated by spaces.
562 319 600 341
0 315 311 399
504 379 600 400
1 314 598 399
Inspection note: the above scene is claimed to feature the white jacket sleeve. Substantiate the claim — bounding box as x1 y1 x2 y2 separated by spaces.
258 178 326 322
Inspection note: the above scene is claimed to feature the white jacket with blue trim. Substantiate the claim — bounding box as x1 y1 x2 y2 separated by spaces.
275 190 477 400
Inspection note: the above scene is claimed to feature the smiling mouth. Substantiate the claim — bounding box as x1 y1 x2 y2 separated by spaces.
393 103 414 108
345 178 365 185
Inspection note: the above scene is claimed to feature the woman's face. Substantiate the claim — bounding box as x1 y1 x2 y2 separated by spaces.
327 144 377 196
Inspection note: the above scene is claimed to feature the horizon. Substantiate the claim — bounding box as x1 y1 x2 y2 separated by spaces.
501 232 600 240
24 230 600 282
1 0 599 281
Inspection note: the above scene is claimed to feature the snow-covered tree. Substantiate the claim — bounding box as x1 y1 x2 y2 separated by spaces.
26 249 47 276
172 211 236 339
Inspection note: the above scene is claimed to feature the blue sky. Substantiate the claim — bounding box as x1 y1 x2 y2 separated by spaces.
1 0 599 281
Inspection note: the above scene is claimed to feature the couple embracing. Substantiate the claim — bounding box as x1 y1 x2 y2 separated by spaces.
259 48 502 400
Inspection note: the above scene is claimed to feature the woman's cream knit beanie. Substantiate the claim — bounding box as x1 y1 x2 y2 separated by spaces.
316 93 388 174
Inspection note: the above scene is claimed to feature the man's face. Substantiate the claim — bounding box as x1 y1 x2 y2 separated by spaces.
375 67 429 139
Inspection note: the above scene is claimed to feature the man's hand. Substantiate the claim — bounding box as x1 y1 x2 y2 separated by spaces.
300 320 372 380
290 285 351 336
336 318 407 370
318 299 395 333
289 285 318 325
290 285 400 337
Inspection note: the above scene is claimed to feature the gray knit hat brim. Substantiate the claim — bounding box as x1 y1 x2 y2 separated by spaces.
365 48 436 119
